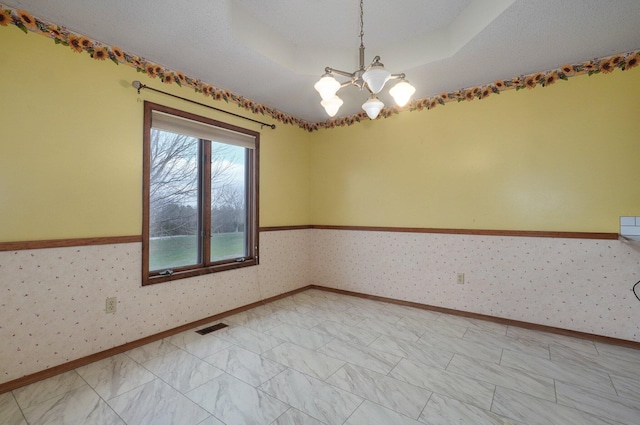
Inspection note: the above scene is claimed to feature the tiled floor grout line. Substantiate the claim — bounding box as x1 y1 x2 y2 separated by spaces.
460 326 471 339
76 367 129 425
417 391 434 423
593 341 602 356
340 397 366 425
322 363 344 383
268 408 290 425
443 351 456 370
545 344 551 360
11 391 29 425
489 385 498 416
607 372 620 398
102 389 129 425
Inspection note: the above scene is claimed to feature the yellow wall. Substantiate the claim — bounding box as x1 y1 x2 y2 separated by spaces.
2 24 639 241
260 122 311 227
310 68 640 232
0 28 311 242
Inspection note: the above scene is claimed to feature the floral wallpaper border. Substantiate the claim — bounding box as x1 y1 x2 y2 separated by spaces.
1 4 638 132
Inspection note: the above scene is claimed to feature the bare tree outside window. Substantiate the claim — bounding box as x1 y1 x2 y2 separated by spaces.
149 130 247 270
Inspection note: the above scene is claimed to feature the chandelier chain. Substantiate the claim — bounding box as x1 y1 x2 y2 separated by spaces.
359 0 364 47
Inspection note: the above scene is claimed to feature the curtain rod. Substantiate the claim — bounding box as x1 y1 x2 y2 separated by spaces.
132 81 276 129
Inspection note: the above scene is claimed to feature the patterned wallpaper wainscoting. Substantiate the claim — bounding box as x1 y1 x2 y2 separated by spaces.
0 230 312 385
2 227 639 386
258 229 313 299
309 230 640 342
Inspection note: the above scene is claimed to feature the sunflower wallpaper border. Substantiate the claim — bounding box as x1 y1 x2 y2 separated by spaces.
1 5 639 132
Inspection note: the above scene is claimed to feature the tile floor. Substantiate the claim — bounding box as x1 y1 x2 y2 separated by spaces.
2 288 640 425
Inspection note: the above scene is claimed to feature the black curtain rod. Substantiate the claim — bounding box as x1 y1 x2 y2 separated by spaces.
132 81 276 129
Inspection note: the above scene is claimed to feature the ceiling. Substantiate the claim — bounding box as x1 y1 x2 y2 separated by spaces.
4 0 640 123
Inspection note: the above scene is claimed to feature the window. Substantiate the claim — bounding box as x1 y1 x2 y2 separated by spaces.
142 102 259 285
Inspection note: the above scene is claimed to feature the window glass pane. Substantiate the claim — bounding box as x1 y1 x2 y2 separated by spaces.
210 142 247 261
143 102 258 285
149 129 200 271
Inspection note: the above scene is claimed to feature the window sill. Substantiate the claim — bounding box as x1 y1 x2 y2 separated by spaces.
142 258 258 286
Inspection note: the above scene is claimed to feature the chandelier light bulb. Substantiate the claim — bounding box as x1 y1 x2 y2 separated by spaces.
314 74 341 101
389 79 416 107
321 95 344 117
362 58 391 94
362 94 384 119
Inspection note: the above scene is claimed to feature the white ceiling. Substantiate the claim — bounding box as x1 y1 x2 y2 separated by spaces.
4 0 640 123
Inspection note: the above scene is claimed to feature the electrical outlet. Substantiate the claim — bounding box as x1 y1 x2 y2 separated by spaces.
106 297 117 313
457 273 465 285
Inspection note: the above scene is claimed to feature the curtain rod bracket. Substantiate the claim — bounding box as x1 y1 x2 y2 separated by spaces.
132 80 143 94
131 81 275 129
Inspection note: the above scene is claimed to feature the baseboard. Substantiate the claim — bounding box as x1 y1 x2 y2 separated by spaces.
310 285 640 350
0 285 312 395
4 283 637 394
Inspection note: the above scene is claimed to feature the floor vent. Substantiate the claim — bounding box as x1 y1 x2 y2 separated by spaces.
196 323 229 335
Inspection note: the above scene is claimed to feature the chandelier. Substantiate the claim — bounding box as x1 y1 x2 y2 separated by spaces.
314 0 416 119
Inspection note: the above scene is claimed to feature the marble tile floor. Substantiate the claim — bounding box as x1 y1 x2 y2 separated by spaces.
2 288 640 425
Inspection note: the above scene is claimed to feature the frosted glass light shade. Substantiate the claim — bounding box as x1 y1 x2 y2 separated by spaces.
314 74 341 101
321 95 343 117
363 66 391 94
362 95 384 119
389 79 416 107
